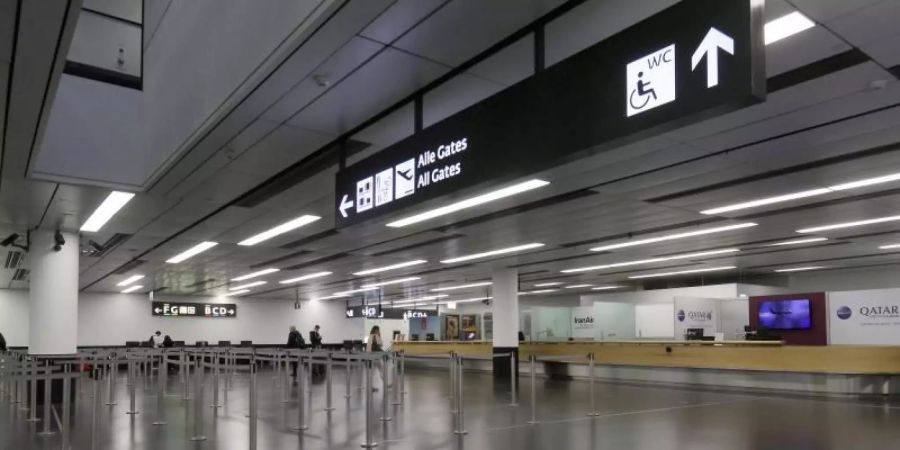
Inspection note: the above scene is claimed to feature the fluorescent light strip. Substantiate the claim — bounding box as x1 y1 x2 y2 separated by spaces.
230 281 266 291
797 215 900 233
231 268 280 282
225 289 251 296
440 243 545 264
533 282 563 287
166 242 218 264
519 289 559 295
392 295 449 304
628 266 736 279
591 286 623 291
332 286 379 296
121 285 143 294
430 281 492 292
436 296 492 305
311 294 348 301
238 215 321 246
116 274 145 287
879 244 900 250
360 277 421 288
767 237 828 246
564 284 593 289
590 223 756 252
561 248 740 274
80 191 135 232
352 260 427 276
279 271 333 284
774 266 826 273
386 179 550 227
765 11 815 45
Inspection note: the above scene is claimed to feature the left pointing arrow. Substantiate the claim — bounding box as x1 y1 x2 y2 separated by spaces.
691 27 734 88
154 308 161 313
339 194 354 218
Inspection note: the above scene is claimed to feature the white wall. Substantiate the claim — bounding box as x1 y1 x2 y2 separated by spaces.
720 299 750 340
672 297 720 340
0 289 363 347
593 302 635 340
581 284 742 306
635 303 674 338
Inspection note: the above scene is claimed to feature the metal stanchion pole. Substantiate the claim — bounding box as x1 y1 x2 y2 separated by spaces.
39 366 54 436
61 375 71 450
249 358 258 450
154 355 167 426
454 355 467 435
392 353 401 406
587 353 599 417
291 355 308 432
126 360 139 415
400 351 406 401
190 358 206 441
280 352 289 404
91 377 100 450
345 354 352 400
107 360 118 406
26 364 39 422
528 354 539 425
325 352 335 411
361 359 377 448
380 353 391 422
449 352 457 414
182 357 192 402
211 351 221 409
509 352 518 406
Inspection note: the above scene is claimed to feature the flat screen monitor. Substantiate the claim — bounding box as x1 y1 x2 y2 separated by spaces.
758 298 811 330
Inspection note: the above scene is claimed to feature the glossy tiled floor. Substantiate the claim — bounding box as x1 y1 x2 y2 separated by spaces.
2 366 900 450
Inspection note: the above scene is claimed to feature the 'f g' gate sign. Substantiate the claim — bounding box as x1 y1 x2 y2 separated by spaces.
152 301 237 318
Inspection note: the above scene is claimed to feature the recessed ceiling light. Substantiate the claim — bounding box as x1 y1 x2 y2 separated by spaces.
430 281 492 292
332 286 379 296
360 276 421 288
386 179 549 227
533 282 563 287
238 215 320 246
879 244 900 250
279 271 333 284
436 296 492 305
352 260 427 276
590 223 756 252
231 268 280 282
440 243 545 264
765 11 815 45
230 281 266 291
564 284 593 289
767 237 828 246
774 266 825 273
166 241 218 264
561 248 740 274
121 285 143 294
591 285 623 291
225 289 251 296
797 215 900 233
519 289 558 295
628 266 736 279
311 293 348 301
392 295 449 304
116 274 145 287
80 191 135 232
668 248 741 259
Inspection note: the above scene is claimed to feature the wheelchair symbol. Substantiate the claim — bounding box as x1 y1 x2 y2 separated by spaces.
628 71 658 111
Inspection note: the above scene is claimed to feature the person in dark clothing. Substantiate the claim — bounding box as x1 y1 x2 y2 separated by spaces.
287 326 305 377
309 325 323 349
162 335 174 348
0 331 7 352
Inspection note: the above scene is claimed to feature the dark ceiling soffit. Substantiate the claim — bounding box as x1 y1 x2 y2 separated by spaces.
281 252 351 271
64 60 142 90
280 229 340 249
250 249 314 269
368 233 465 257
766 49 869 93
744 249 900 270
432 189 598 233
559 217 725 249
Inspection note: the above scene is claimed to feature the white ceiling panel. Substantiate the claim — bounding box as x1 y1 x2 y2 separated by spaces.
791 0 885 23
423 72 505 127
349 102 415 163
466 34 534 86
359 0 447 44
228 123 334 178
825 0 900 49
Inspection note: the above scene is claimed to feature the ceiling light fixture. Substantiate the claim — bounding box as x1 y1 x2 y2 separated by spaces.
231 268 280 282
440 243 545 264
392 295 449 304
797 215 900 233
116 274 145 287
311 294 348 301
430 281 492 292
165 241 218 264
436 296 493 305
332 286 379 296
589 223 756 252
533 282 563 287
628 266 737 279
561 248 740 274
121 285 144 294
764 11 815 45
352 260 427 276
519 289 559 295
360 277 421 288
767 237 828 246
879 244 900 250
279 271 333 284
80 191 135 232
591 286 623 291
225 289 251 296
774 266 826 273
564 284 593 289
386 179 550 227
238 215 321 246
229 281 266 291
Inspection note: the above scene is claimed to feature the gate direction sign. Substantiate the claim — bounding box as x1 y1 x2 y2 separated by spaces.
345 305 433 320
152 301 237 318
335 0 764 228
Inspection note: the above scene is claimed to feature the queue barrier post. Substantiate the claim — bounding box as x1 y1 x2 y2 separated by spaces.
212 350 222 409
453 354 467 435
360 359 378 449
126 360 139 415
61 371 71 450
509 352 518 407
249 357 258 450
291 354 308 432
345 354 353 400
380 353 392 422
527 354 539 425
91 377 100 450
190 358 206 441
26 363 39 422
449 352 457 413
39 363 54 436
392 353 402 406
588 353 600 417
325 352 335 411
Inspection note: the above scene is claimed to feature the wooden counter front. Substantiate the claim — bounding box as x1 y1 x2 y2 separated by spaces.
392 341 900 374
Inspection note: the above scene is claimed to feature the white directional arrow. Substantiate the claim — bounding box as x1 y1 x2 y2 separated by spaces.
691 27 734 88
339 194 354 218
154 308 162 313
228 309 235 315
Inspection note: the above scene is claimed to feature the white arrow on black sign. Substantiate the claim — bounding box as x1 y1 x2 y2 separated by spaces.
154 308 162 313
228 309 235 315
339 194 354 218
691 27 734 88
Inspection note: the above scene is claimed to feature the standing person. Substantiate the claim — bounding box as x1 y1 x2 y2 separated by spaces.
0 331 7 352
366 326 384 387
287 326 304 377
150 331 163 348
309 325 323 349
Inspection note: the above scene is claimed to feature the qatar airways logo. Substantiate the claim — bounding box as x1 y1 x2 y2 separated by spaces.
678 309 712 322
859 305 900 319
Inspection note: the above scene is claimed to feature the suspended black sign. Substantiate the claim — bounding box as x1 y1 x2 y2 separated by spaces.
345 305 433 320
152 302 237 318
334 0 764 228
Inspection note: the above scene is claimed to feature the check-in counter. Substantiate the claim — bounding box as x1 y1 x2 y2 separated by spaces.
392 340 900 395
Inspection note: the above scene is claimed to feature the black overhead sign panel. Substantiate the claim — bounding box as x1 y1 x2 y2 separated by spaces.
335 0 765 228
152 302 237 318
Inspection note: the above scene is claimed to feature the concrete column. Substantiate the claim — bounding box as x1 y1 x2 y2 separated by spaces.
491 268 518 379
29 230 79 355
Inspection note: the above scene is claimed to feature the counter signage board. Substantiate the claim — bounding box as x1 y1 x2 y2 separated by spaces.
345 305 433 320
335 0 764 228
152 301 236 318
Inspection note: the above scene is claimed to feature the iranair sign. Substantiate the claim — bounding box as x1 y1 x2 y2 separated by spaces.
829 290 900 345
335 0 764 228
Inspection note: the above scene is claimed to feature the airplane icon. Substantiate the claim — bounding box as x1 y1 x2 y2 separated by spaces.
397 169 413 180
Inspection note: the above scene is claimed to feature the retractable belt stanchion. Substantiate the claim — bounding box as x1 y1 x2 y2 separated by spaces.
190 357 206 441
106 360 117 406
249 356 258 450
126 359 139 415
509 352 518 406
325 352 335 411
392 353 402 406
380 353 391 422
26 363 39 422
400 351 406 402
39 364 54 436
280 351 290 404
154 354 167 426
345 354 352 400
528 354 539 425
449 352 457 413
453 354 467 435
291 354 308 432
61 368 72 450
91 375 100 450
587 352 600 417
361 358 377 449
212 350 222 409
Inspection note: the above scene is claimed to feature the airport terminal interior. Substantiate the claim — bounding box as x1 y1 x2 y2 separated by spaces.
3 0 900 449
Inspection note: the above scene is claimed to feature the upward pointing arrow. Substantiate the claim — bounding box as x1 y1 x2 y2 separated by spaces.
691 27 734 88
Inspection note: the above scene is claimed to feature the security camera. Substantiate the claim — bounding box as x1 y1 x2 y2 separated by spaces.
53 230 65 252
0 233 19 247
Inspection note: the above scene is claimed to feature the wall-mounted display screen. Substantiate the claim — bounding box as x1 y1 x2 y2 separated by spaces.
758 299 811 330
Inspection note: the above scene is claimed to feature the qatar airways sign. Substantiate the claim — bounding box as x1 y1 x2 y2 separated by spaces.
829 290 900 345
